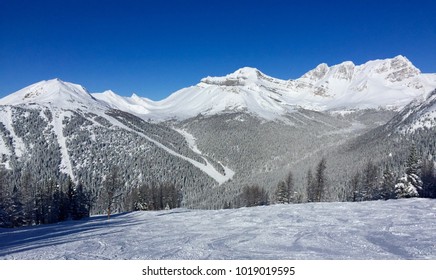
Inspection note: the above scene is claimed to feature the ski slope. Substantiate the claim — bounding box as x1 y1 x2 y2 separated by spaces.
1 198 435 260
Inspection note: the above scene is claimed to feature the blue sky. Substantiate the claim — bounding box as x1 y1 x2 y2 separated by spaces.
0 0 435 100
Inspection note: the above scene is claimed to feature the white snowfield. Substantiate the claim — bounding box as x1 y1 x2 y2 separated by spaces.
1 198 435 260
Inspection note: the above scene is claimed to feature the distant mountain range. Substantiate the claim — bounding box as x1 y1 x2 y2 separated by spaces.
94 55 436 120
2 55 435 121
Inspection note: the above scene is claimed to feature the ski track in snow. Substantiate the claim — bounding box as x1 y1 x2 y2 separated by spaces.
0 199 435 260
173 128 235 184
103 114 233 184
51 109 76 182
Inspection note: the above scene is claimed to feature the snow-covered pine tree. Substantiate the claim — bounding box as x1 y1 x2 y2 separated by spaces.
379 166 396 200
395 146 423 198
395 175 420 198
275 180 288 204
275 171 295 204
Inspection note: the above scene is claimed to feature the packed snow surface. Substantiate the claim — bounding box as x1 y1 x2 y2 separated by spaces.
1 199 435 260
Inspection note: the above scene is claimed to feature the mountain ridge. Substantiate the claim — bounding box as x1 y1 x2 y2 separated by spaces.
1 56 435 121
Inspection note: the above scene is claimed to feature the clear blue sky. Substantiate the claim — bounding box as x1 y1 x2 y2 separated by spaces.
1 0 435 100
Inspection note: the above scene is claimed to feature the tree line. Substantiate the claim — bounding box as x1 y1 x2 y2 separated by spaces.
0 173 92 228
230 146 435 209
0 165 183 227
1 145 434 227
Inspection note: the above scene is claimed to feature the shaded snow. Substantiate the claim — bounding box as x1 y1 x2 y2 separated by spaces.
1 199 435 260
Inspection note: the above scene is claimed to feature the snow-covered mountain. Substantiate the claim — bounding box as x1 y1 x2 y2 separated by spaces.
2 56 434 122
0 78 106 111
384 88 436 133
92 55 436 120
0 79 237 212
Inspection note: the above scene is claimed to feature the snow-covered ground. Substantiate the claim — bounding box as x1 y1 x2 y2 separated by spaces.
0 198 435 260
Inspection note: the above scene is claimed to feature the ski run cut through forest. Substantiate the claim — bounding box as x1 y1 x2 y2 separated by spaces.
1 198 435 260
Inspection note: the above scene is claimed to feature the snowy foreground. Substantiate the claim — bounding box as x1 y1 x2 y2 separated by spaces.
1 198 435 260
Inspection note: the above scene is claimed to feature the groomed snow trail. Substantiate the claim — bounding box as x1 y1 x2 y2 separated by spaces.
173 128 235 184
51 109 76 182
1 198 435 260
103 114 233 184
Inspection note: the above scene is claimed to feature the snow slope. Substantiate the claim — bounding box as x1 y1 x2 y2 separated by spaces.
0 78 106 111
381 88 436 134
92 56 436 120
1 199 434 260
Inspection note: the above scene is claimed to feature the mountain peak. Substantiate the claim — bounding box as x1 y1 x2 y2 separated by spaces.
392 54 409 62
370 55 421 82
200 67 266 86
300 63 329 81
231 66 261 77
101 90 118 96
0 79 102 110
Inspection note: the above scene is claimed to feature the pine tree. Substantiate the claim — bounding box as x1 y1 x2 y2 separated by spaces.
20 171 35 226
421 157 436 198
379 166 396 200
72 182 90 220
349 172 360 202
406 145 420 176
275 180 288 204
241 185 269 207
0 166 9 227
306 169 315 202
313 158 327 202
103 166 122 219
275 171 294 204
66 176 75 219
285 171 295 203
395 175 420 198
49 184 61 224
133 183 149 211
395 146 423 198
10 186 26 227
362 161 379 200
